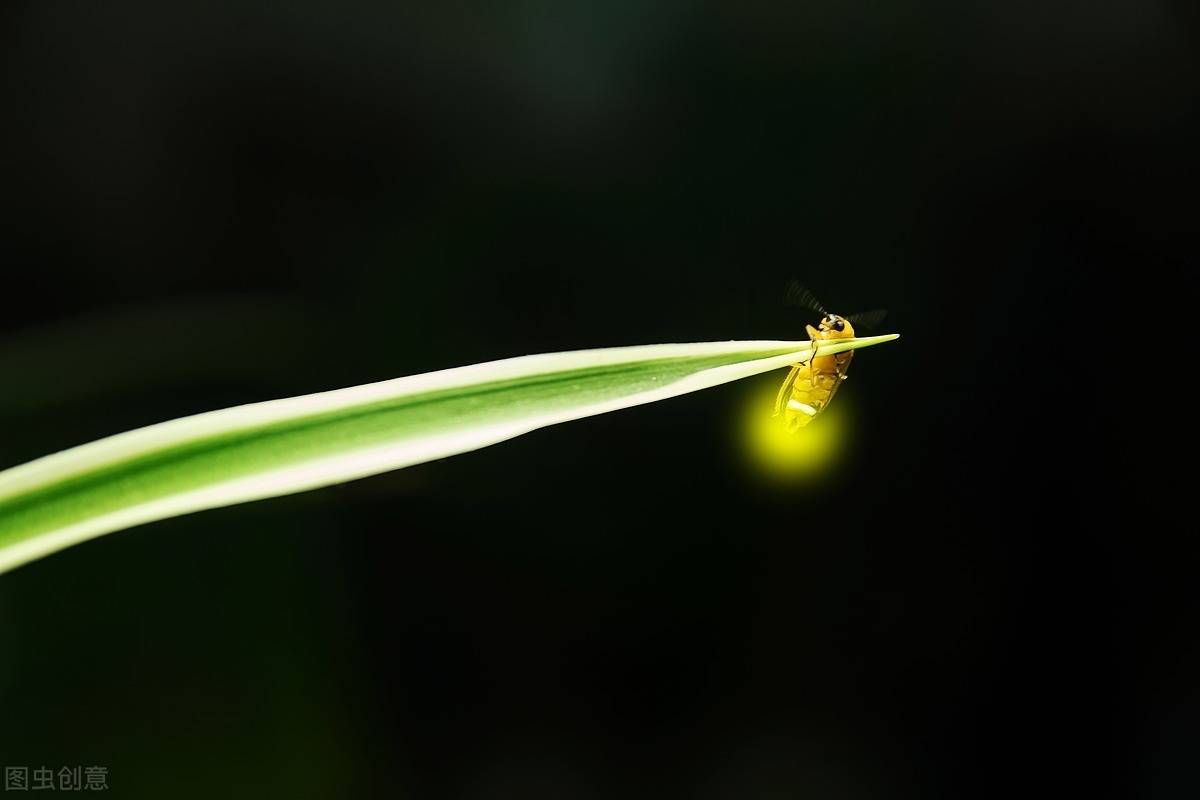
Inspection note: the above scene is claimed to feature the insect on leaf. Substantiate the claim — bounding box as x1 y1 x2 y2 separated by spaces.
0 335 899 574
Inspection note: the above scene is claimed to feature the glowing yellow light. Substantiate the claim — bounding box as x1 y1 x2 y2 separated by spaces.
737 376 851 483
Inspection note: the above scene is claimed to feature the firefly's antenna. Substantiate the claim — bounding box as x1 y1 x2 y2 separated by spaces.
785 279 829 318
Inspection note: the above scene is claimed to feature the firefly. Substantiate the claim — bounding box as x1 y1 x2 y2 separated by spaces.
774 281 887 431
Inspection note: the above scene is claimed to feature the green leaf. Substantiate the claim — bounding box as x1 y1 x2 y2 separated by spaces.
0 335 897 574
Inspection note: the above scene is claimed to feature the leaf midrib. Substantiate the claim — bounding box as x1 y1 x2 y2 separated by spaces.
0 353 743 541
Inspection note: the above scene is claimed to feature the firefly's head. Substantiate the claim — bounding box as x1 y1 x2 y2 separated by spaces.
818 314 856 339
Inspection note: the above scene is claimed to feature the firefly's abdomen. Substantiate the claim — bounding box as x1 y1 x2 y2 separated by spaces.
784 352 851 430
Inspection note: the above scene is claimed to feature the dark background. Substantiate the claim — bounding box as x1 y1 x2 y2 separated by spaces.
1 2 1195 797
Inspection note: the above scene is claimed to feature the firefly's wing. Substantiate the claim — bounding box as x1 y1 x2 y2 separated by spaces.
846 309 888 330
785 280 829 318
773 365 802 416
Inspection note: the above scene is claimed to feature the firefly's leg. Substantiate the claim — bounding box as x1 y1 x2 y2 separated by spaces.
808 339 820 388
773 365 801 416
803 325 822 385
